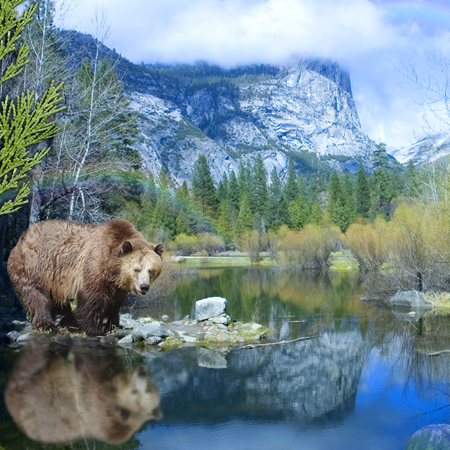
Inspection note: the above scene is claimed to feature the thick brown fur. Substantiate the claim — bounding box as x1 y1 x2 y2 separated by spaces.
5 337 161 444
7 218 164 336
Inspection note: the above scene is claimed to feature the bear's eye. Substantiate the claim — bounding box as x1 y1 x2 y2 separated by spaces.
148 270 154 276
134 268 141 273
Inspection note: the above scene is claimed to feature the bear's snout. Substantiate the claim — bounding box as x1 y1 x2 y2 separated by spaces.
139 284 149 294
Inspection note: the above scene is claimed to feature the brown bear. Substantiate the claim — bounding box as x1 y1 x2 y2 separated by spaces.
5 336 161 444
7 218 164 336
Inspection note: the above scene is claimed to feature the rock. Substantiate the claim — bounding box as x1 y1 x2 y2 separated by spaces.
390 290 432 308
211 315 228 325
118 334 133 345
133 321 167 341
251 323 263 332
17 333 32 343
181 335 197 344
6 331 20 342
119 313 137 329
55 333 71 346
195 297 227 321
172 320 183 326
237 336 246 344
197 348 228 369
100 335 119 347
146 336 162 345
87 337 101 347
404 424 450 450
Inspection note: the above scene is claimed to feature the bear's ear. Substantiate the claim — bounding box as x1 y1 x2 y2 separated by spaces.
121 240 133 255
154 243 164 257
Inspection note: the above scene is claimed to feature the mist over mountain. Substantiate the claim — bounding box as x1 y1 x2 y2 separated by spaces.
61 30 378 185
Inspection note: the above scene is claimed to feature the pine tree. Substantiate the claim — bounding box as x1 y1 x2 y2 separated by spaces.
341 174 356 232
176 181 190 201
405 159 420 197
217 172 229 204
175 210 191 235
228 170 240 215
288 195 307 230
252 154 269 219
266 167 288 229
327 171 344 229
283 157 299 203
217 201 234 245
238 161 249 198
309 201 323 225
355 164 371 217
159 166 169 190
235 191 253 238
192 154 218 217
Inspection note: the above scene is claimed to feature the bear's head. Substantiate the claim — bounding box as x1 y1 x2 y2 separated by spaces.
118 240 164 295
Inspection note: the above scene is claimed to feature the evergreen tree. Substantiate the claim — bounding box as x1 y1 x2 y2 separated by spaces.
372 142 390 169
238 161 249 198
355 164 371 217
175 210 191 235
217 201 234 245
288 193 308 230
159 166 169 190
341 174 356 232
405 159 420 197
283 157 298 203
192 154 218 217
266 167 288 229
217 172 229 204
228 170 240 215
235 192 253 238
327 171 344 229
309 201 323 225
252 154 269 219
176 181 190 201
0 0 63 215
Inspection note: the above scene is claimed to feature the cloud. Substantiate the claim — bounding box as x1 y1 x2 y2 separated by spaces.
61 0 450 151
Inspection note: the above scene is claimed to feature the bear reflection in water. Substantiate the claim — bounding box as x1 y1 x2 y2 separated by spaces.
5 336 161 444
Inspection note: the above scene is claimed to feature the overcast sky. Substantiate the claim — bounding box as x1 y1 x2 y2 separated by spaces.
59 0 450 152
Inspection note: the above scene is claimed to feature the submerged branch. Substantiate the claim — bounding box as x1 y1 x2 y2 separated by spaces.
234 334 320 350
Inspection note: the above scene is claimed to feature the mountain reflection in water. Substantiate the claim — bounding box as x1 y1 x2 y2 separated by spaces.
3 269 450 449
4 335 161 445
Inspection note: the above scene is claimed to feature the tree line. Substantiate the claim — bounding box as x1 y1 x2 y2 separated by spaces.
118 145 419 254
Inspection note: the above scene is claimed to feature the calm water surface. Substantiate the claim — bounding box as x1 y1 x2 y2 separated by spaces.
2 267 450 450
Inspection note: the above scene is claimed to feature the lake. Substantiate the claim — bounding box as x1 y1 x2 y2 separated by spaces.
1 266 450 450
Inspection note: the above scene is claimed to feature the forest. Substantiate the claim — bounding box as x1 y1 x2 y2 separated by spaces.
2 0 450 297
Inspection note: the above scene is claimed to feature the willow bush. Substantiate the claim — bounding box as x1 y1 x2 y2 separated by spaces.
344 202 450 291
343 217 388 272
276 224 340 269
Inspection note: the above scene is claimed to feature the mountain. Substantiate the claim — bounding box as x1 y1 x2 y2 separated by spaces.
389 134 450 166
60 30 377 185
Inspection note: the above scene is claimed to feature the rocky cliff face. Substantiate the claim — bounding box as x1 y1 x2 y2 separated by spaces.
60 31 376 185
128 60 376 185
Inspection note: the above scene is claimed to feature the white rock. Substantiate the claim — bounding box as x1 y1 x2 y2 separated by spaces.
195 297 227 321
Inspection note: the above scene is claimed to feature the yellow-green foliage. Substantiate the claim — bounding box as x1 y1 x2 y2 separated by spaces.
344 202 450 289
168 233 200 255
343 216 388 272
196 233 225 256
239 230 262 263
168 233 225 256
388 203 449 276
276 224 340 269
